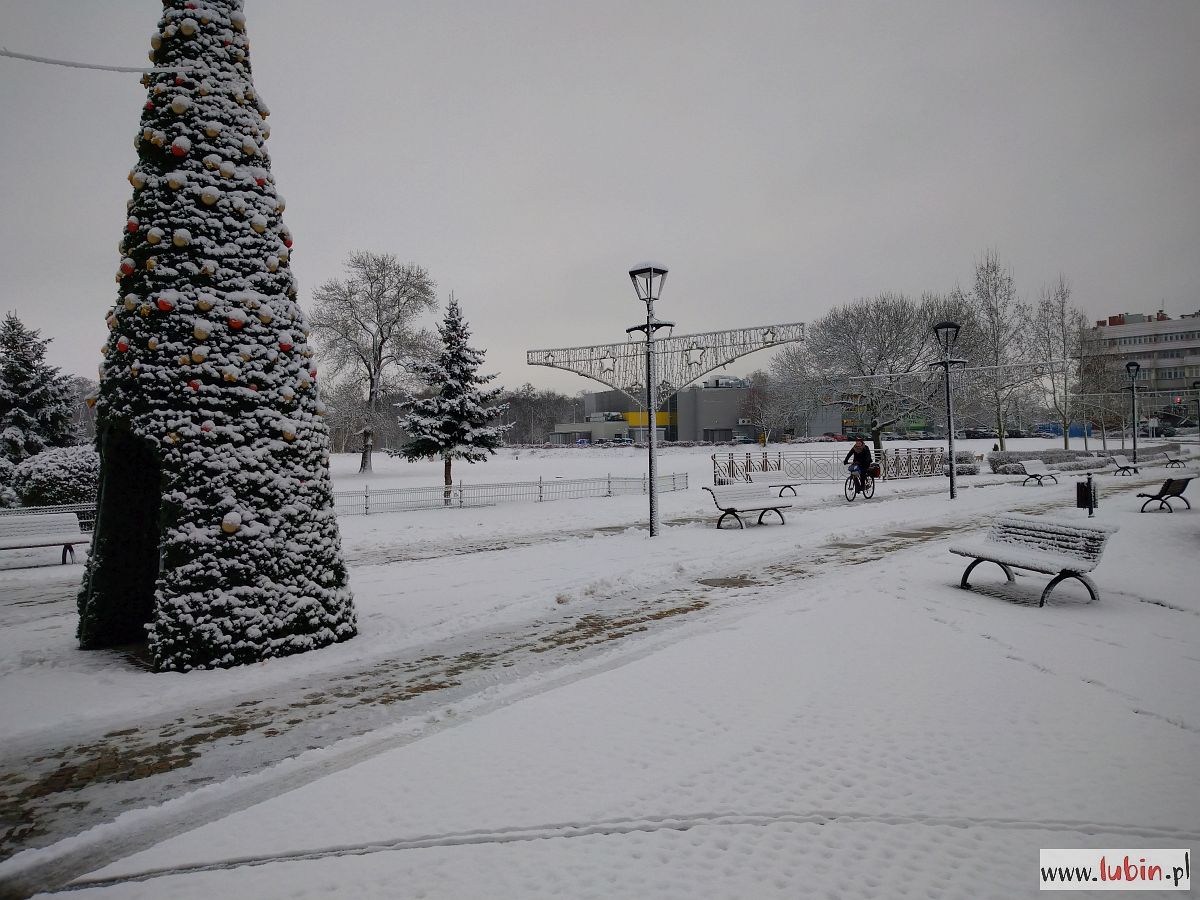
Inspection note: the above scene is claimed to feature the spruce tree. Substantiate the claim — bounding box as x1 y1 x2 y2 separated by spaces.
78 0 356 671
394 297 508 497
0 312 73 465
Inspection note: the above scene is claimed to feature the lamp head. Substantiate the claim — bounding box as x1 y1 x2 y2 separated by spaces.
932 321 961 355
1125 360 1140 381
628 262 668 304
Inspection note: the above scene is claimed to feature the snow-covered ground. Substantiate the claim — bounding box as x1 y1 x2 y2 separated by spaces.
1 440 1197 898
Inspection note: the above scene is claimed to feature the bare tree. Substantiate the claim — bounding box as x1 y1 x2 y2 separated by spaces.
776 292 948 450
957 251 1032 450
308 252 437 472
741 370 793 443
1030 275 1088 448
497 383 577 444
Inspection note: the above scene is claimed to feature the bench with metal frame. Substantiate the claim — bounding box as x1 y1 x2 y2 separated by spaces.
1136 476 1193 513
702 484 793 529
745 471 802 497
1110 454 1139 476
1019 459 1058 487
0 512 88 564
1162 453 1186 469
949 513 1118 607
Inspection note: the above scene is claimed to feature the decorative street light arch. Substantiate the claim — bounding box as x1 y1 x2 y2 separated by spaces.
528 321 805 405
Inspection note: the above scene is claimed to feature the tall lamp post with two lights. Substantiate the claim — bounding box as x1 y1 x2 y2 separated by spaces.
627 263 673 537
931 321 967 500
1125 361 1140 463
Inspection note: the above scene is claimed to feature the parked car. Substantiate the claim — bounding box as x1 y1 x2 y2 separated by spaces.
610 436 633 445
822 432 847 441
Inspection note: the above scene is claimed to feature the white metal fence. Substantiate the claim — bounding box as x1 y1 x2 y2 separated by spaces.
334 472 689 514
0 473 690 524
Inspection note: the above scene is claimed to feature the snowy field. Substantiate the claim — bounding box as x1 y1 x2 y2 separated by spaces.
1 439 1198 898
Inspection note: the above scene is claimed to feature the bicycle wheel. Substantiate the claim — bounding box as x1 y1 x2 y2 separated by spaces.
862 475 875 498
844 475 857 501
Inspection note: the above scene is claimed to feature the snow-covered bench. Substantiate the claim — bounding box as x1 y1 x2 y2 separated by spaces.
1019 459 1058 487
1110 454 1139 475
1136 476 1193 513
0 512 88 564
702 484 792 529
1162 452 1186 469
745 471 802 497
949 514 1118 607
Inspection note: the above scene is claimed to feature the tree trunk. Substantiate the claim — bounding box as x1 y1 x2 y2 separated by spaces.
995 401 1006 451
443 456 453 506
358 428 373 473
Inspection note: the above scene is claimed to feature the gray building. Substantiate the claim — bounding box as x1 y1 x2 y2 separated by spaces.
549 377 841 444
1088 308 1200 422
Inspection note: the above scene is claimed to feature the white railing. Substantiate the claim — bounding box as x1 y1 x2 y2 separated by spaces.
333 472 689 514
0 474 690 524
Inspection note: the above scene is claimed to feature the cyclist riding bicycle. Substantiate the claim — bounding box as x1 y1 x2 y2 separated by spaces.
843 437 873 492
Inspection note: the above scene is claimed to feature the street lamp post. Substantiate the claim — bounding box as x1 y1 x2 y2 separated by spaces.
1126 361 1140 463
931 322 967 500
627 263 673 536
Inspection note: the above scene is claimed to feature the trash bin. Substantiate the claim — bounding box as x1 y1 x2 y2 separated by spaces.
1076 477 1098 514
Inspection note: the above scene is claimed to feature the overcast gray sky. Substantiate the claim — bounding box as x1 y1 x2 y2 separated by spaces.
2 0 1198 394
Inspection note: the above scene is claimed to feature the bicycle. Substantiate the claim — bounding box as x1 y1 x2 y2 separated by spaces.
843 468 875 501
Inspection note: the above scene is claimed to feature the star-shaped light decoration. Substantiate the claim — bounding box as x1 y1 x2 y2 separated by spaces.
762 327 777 344
685 342 705 367
545 352 556 364
658 379 673 398
598 353 616 374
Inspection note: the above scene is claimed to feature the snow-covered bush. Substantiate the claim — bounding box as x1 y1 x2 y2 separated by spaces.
12 445 100 507
0 457 16 508
1053 457 1112 473
995 463 1027 476
944 463 980 476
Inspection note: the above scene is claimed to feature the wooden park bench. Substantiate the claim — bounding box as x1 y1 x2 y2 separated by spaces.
0 512 88 564
1136 476 1193 513
949 513 1118 607
1019 459 1058 487
702 484 793 529
745 471 803 497
1110 454 1139 475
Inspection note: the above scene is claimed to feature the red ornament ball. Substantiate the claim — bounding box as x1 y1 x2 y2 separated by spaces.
283 237 293 248
144 101 154 111
170 144 187 157
116 338 130 352
188 379 201 391
156 296 175 312
126 219 139 233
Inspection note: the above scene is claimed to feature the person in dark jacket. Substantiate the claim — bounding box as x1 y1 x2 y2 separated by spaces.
843 437 873 491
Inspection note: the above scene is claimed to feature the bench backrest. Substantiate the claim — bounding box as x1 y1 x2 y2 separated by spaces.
1111 455 1132 467
1022 460 1050 475
1163 477 1192 498
989 514 1117 563
0 512 86 539
705 484 778 508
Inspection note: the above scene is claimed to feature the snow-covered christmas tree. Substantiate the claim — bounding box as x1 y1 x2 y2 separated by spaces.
78 0 356 672
0 312 74 465
393 297 507 495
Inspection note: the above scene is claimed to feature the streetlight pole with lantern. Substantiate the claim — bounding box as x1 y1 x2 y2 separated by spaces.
930 321 967 500
1125 361 1140 463
626 263 673 537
